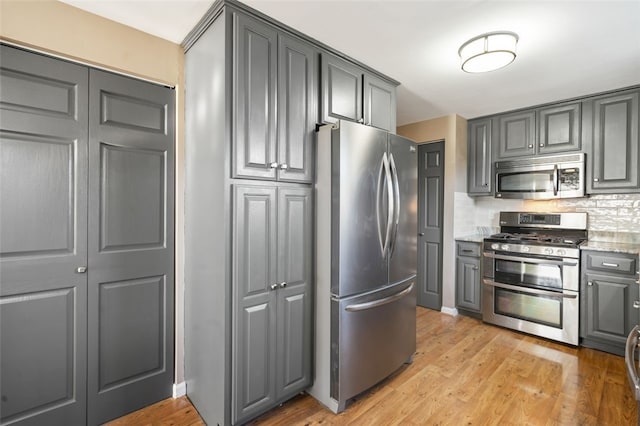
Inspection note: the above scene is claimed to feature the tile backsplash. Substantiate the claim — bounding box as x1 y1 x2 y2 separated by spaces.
454 192 640 242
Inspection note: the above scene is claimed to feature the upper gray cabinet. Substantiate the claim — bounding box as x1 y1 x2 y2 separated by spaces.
467 118 492 195
233 13 316 183
321 53 397 133
583 89 639 193
494 102 581 160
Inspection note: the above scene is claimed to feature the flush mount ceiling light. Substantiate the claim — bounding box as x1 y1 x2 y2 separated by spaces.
459 31 519 73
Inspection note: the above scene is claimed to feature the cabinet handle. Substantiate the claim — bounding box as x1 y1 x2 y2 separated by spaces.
270 283 278 291
602 262 619 268
462 249 474 253
75 266 87 274
587 281 593 286
418 233 425 236
269 162 279 169
634 301 640 309
279 282 287 288
593 178 599 182
279 163 288 170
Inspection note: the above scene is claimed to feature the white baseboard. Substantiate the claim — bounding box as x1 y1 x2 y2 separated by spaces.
173 381 187 398
440 306 458 316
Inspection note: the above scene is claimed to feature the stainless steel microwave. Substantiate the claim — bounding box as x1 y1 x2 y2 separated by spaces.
494 153 585 200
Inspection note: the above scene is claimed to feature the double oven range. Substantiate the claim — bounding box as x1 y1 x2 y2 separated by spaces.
482 212 587 345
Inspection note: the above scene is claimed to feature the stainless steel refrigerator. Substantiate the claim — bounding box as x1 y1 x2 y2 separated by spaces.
310 120 417 413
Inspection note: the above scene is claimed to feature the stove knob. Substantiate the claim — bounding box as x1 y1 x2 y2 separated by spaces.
544 248 554 255
501 244 509 251
521 246 530 253
557 249 566 256
491 243 499 250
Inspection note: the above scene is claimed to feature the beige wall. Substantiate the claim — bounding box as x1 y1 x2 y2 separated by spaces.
1 0 187 385
398 114 468 312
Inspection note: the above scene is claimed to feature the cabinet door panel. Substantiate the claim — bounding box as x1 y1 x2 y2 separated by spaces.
321 54 362 124
276 187 312 398
583 272 639 345
233 13 278 179
0 44 88 426
363 73 396 132
538 102 581 154
467 118 492 195
232 185 277 422
456 256 481 312
277 35 316 183
589 90 639 192
496 111 535 159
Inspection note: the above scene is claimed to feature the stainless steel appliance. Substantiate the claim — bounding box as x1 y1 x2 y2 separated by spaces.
310 120 417 413
495 153 585 199
482 212 588 345
625 326 640 416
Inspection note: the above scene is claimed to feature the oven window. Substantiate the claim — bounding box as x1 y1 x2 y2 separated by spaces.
495 288 562 328
498 171 553 193
495 258 562 290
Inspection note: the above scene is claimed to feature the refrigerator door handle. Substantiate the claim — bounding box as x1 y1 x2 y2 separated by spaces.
388 153 400 258
344 282 414 312
625 325 640 400
377 152 393 257
384 152 394 258
376 153 387 256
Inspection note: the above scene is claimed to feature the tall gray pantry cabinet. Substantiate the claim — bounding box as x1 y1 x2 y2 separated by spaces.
183 4 315 426
0 45 175 425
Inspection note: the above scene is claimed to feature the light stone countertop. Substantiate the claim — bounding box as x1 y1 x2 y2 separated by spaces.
580 240 640 255
455 234 486 244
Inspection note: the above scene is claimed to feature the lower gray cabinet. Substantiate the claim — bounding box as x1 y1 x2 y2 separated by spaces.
232 184 312 424
455 241 482 318
580 250 640 356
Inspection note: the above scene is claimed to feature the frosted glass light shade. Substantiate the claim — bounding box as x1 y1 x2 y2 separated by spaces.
459 32 519 73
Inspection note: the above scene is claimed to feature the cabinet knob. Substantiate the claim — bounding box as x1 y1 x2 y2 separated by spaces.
587 281 593 286
528 144 533 149
279 282 287 288
270 283 278 291
75 266 87 274
418 233 425 236
539 143 544 147
358 118 364 124
472 266 479 270
269 162 279 169
279 163 288 170
593 178 599 182
634 301 640 309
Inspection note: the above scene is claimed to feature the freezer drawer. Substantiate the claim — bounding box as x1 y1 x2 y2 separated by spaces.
330 278 416 410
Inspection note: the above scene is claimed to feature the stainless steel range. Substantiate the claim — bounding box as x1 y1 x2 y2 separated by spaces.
482 212 588 345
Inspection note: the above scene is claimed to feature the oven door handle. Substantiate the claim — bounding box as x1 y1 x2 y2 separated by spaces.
483 252 578 267
482 279 578 299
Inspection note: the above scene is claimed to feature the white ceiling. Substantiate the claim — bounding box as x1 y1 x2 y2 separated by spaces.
59 0 640 126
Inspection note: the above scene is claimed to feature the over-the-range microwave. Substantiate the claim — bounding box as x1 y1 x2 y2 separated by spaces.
494 153 585 200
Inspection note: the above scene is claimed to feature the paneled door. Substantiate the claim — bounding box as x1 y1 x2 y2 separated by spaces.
0 45 89 426
417 141 444 310
87 69 175 424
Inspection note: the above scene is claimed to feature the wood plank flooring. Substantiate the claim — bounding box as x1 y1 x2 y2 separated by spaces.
108 307 637 425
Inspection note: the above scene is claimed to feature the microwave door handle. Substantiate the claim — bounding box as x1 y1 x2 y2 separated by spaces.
552 164 559 196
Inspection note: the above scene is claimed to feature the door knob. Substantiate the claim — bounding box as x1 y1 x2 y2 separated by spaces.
75 266 87 274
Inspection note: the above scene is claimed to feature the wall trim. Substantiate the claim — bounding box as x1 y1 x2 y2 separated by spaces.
440 306 459 316
173 381 187 398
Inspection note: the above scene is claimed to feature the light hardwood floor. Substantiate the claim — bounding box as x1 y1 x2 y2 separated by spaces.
109 307 637 425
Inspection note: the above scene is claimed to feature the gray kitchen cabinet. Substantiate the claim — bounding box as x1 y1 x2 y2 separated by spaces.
232 184 312 424
321 53 398 133
493 102 581 161
0 44 175 426
467 118 492 195
537 101 581 155
583 89 639 193
455 241 482 318
581 250 640 356
233 13 316 183
184 4 318 424
495 110 536 159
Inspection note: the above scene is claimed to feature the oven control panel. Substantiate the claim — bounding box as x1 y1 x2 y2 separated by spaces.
488 242 579 259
